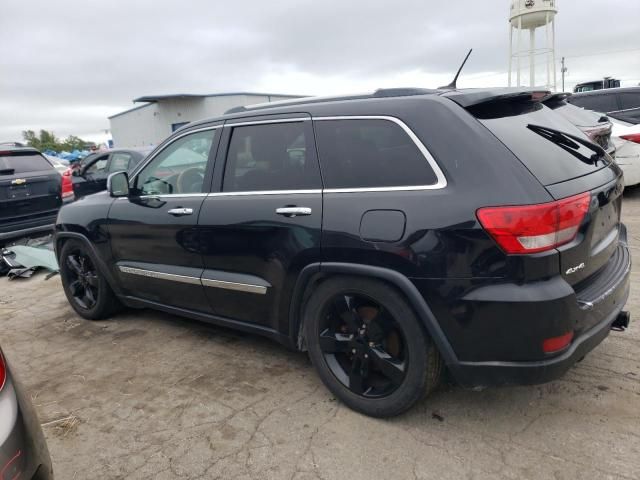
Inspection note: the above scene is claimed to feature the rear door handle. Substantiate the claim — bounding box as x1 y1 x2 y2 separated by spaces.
275 207 312 217
168 207 193 216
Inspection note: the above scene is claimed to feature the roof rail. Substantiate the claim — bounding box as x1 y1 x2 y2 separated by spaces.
223 88 441 115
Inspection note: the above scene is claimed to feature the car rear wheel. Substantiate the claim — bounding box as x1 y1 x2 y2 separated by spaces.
59 239 121 320
305 276 441 417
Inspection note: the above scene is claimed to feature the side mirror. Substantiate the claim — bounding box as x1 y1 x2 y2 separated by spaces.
107 171 130 197
71 169 80 177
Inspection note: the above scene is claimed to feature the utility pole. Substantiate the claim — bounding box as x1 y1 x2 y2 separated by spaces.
561 57 567 92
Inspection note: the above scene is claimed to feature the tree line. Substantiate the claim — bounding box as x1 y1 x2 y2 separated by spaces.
22 129 94 152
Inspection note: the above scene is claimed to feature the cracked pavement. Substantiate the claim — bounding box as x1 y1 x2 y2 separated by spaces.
1 187 639 479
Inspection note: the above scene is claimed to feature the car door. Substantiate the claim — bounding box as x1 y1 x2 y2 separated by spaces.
198 115 323 332
73 153 109 198
108 125 221 312
615 92 640 124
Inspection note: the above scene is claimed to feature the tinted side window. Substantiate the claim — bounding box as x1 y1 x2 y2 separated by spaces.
136 129 216 195
570 94 618 113
314 119 437 189
223 122 321 192
618 93 640 110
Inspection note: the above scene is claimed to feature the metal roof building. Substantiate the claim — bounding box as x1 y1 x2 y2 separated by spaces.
108 92 303 148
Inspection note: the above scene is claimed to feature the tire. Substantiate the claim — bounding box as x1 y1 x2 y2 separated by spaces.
305 276 441 417
59 239 122 320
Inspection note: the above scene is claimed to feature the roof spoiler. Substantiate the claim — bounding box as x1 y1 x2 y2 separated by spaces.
442 88 552 108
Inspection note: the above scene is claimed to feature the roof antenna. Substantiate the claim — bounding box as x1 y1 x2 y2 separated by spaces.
439 48 473 90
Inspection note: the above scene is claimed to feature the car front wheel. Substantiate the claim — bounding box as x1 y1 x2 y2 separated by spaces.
59 239 121 320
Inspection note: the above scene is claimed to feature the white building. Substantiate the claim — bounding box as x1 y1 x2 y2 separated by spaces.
108 92 302 148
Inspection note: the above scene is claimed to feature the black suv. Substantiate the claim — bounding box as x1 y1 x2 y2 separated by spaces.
54 88 631 417
1 146 62 245
567 87 640 124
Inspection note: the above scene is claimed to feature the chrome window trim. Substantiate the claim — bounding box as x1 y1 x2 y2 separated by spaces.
141 193 208 199
208 189 321 197
116 193 209 201
224 117 310 128
201 278 267 295
118 266 268 294
313 115 447 191
118 266 202 286
128 125 222 183
323 185 445 193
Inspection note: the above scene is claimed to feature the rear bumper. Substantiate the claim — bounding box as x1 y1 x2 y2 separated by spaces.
0 215 57 242
444 240 631 388
451 285 629 387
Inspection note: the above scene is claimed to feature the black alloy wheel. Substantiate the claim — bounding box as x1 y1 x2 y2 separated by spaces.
64 250 99 310
306 276 442 417
318 293 408 398
59 239 121 320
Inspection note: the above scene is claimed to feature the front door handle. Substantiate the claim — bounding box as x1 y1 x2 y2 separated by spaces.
168 207 194 216
275 207 312 217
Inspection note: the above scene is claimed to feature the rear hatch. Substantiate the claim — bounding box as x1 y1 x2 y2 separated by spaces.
0 149 62 225
449 90 623 289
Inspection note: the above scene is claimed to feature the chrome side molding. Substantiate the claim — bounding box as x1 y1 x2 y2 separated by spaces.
118 265 268 295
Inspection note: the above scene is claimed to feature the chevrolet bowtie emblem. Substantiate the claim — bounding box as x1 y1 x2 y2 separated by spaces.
11 178 27 185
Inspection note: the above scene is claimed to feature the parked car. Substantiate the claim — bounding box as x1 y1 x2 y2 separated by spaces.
71 148 151 199
0 146 62 246
542 93 614 155
54 88 631 417
573 77 620 93
44 156 69 175
610 118 640 187
567 87 640 124
0 347 53 479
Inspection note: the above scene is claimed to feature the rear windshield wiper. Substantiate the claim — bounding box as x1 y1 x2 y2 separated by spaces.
0 168 15 175
527 124 607 166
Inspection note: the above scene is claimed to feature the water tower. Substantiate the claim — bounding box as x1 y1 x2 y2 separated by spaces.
508 0 558 90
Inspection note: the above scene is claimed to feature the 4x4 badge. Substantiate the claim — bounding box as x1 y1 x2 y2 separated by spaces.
11 178 27 185
566 262 585 275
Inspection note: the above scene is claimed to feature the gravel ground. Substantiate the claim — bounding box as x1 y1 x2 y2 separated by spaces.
1 188 639 480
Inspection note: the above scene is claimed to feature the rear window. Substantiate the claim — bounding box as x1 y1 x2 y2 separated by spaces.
0 151 53 175
476 103 610 186
313 119 437 189
569 94 618 113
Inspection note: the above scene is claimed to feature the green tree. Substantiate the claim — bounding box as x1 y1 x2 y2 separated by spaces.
61 135 86 151
22 130 90 152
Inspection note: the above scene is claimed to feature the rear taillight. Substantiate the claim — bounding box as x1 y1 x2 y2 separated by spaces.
620 133 640 144
0 352 6 392
477 193 591 254
542 331 574 353
62 168 74 199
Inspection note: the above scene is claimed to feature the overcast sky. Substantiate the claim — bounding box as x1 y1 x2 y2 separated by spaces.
1 0 638 143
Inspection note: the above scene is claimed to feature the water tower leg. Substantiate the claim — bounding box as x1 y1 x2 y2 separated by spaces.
552 19 557 91
516 16 521 86
529 28 535 87
546 12 551 88
508 25 513 87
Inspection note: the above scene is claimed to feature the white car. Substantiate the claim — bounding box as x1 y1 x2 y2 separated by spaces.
610 119 640 187
44 155 69 175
